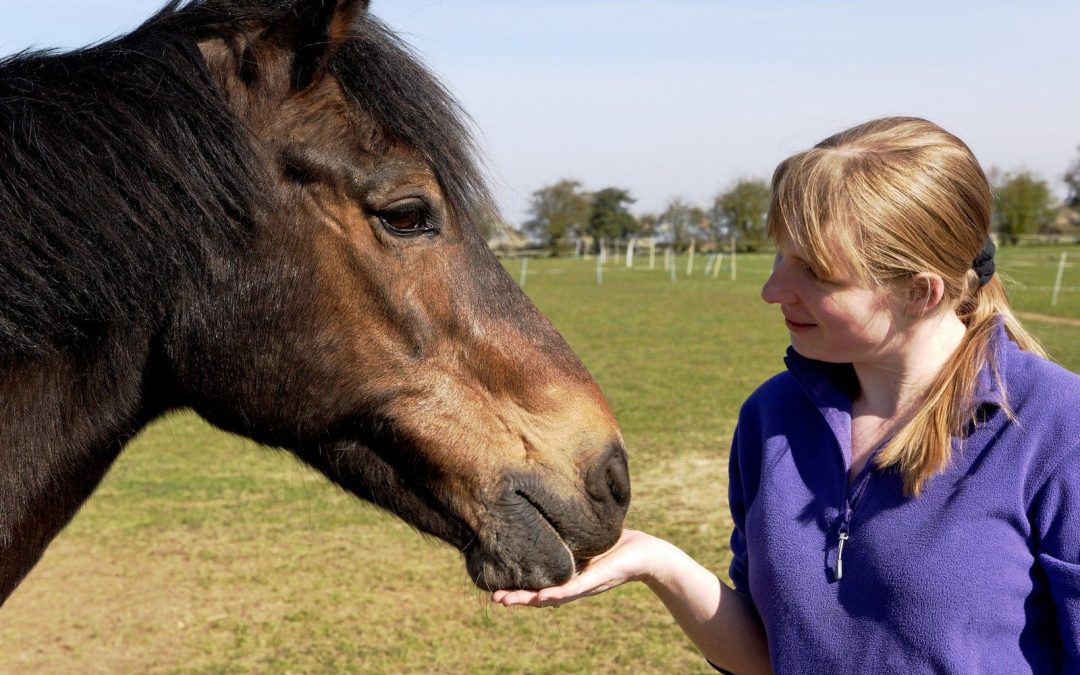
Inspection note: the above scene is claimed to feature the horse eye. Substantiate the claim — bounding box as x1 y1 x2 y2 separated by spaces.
377 201 437 237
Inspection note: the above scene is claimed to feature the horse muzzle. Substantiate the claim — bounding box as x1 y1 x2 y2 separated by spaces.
465 442 630 591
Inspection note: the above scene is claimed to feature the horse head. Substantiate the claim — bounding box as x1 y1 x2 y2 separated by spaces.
157 0 629 590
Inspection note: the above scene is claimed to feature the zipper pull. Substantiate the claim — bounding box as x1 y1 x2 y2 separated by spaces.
836 529 849 581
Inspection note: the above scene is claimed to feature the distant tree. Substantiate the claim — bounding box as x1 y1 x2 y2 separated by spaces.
992 170 1057 244
587 187 637 247
522 179 592 249
660 197 707 252
1065 146 1080 211
637 212 659 238
711 178 771 242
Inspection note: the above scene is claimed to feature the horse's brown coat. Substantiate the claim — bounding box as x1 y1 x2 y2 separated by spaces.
0 0 629 602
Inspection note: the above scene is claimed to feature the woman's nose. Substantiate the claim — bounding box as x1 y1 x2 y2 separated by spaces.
761 266 792 305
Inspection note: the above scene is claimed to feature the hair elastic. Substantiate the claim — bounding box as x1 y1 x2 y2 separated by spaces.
972 238 996 287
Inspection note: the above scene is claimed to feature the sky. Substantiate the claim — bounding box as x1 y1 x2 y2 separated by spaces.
2 0 1078 226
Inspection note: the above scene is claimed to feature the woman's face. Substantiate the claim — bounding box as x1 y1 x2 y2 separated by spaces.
761 234 903 365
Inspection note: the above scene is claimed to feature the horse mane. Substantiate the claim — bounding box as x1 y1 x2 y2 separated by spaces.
0 0 492 358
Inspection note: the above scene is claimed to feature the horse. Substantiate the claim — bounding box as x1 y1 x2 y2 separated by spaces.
0 0 630 605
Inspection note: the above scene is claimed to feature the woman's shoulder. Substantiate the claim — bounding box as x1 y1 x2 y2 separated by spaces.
997 344 1080 492
1002 343 1080 415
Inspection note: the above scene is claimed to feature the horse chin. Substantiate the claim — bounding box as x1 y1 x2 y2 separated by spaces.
465 551 575 593
464 508 576 592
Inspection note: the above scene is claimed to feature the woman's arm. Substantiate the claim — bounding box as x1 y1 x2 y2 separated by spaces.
492 530 771 675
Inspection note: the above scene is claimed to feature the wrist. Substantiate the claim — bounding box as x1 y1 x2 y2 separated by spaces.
637 535 686 590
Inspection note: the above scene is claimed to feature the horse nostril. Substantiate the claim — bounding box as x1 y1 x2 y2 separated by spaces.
586 441 631 510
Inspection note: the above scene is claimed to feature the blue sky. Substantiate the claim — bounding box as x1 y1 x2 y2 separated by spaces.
2 1 1077 225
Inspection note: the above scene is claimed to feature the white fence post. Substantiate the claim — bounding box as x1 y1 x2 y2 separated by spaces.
730 235 737 281
686 240 696 276
1051 252 1068 306
519 256 528 289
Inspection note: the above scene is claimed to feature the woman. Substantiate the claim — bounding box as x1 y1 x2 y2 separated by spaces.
493 117 1080 674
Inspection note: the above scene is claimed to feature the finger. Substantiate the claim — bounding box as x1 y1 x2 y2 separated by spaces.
495 589 541 606
535 566 616 602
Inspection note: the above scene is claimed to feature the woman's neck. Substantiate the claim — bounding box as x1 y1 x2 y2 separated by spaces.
852 310 967 420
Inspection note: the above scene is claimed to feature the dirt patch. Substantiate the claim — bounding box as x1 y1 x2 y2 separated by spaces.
627 449 734 571
1017 311 1080 328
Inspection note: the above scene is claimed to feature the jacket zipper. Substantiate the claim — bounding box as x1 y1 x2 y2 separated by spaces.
836 520 850 580
835 466 873 581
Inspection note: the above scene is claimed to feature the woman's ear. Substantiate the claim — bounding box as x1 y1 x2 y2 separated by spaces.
905 272 946 317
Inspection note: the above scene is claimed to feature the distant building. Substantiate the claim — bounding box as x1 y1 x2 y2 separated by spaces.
486 226 528 256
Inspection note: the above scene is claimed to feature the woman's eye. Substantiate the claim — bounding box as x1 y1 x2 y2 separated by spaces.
377 201 438 236
806 266 839 285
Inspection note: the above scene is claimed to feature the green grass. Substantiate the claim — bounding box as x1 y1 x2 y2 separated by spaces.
997 245 1080 316
1 248 1077 673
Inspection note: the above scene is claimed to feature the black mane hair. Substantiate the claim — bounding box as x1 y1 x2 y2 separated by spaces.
0 0 491 358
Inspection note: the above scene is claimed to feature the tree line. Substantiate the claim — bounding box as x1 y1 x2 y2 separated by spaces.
519 147 1080 254
522 178 772 254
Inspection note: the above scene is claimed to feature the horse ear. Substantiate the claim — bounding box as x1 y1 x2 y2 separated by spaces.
286 0 369 90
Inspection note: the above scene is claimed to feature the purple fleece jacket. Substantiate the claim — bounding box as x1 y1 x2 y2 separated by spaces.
727 320 1080 674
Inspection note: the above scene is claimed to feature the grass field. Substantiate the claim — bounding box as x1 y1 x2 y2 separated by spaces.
1 246 1078 673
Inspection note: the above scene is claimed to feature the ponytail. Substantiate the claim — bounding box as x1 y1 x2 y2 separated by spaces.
875 274 1045 496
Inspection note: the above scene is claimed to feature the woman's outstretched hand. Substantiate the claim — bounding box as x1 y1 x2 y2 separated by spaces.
492 528 771 674
491 529 662 608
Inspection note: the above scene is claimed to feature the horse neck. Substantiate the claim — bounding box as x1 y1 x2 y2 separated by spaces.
0 332 158 604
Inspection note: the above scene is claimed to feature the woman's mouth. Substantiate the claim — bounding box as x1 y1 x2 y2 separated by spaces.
784 317 817 332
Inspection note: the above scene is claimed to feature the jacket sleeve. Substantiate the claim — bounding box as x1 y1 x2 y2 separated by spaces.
728 423 751 598
1030 442 1080 667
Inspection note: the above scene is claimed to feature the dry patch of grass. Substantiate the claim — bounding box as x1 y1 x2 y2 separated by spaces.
0 433 724 673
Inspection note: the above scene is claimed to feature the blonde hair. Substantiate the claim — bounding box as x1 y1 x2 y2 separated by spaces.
766 117 1045 496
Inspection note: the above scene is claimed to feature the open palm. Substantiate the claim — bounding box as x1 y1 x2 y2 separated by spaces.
491 530 660 607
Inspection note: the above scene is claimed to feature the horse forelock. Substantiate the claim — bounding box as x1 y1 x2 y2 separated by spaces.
330 15 495 230
160 0 496 225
